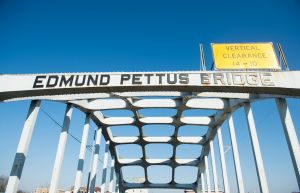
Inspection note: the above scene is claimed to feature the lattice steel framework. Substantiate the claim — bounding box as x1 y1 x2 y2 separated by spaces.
72 93 230 191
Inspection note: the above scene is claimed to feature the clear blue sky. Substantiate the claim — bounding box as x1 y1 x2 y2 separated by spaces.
0 1 300 193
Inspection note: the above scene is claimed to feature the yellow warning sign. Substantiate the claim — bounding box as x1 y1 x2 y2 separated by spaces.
212 43 280 70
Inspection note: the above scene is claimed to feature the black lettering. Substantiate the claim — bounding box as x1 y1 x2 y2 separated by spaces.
226 73 232 85
167 74 177 84
132 74 142 85
46 75 59 87
213 73 225 85
260 73 275 86
75 75 86 86
121 74 130 85
156 74 165 84
100 75 110 85
232 74 245 85
33 76 46 88
144 74 154 84
179 74 189 84
59 75 74 87
87 75 98 86
246 74 259 85
201 74 210 84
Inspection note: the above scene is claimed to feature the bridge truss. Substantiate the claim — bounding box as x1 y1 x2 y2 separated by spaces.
1 71 300 193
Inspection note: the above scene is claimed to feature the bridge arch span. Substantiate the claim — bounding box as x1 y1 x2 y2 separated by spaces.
1 71 300 193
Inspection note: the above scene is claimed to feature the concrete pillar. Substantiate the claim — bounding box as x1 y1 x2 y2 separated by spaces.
89 128 102 193
49 104 73 193
217 127 230 193
5 100 41 193
228 113 245 193
276 98 300 188
244 103 269 193
74 114 91 193
101 141 110 193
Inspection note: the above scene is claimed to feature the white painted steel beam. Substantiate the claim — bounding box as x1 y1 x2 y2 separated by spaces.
117 158 141 165
49 104 73 193
133 99 181 108
112 171 117 193
204 155 211 193
101 141 110 193
177 136 204 144
89 128 102 193
228 113 245 193
276 98 300 188
201 172 205 193
109 157 116 193
186 98 227 109
71 99 128 110
143 136 172 143
209 140 219 193
102 117 135 125
5 100 41 193
140 117 174 124
180 117 213 126
123 182 196 190
74 114 91 193
3 71 300 102
112 136 139 143
115 172 119 193
217 127 230 193
175 158 198 165
86 128 96 193
244 103 269 193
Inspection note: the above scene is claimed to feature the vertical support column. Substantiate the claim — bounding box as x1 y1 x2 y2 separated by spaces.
5 100 41 193
74 114 91 193
109 157 115 193
204 155 211 193
197 162 206 193
115 171 119 193
196 172 202 193
105 158 112 193
244 103 269 193
49 104 73 193
276 98 300 188
228 113 245 193
209 140 219 193
196 179 200 193
112 171 117 193
217 127 230 193
101 141 110 193
201 172 205 193
86 129 96 193
89 128 102 193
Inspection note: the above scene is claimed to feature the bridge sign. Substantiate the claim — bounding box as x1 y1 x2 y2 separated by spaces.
212 42 280 70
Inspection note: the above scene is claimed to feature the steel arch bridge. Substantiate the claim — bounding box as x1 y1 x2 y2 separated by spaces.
1 70 300 193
